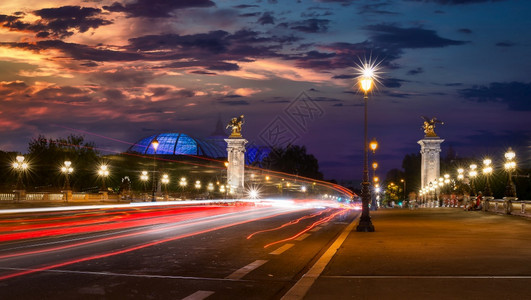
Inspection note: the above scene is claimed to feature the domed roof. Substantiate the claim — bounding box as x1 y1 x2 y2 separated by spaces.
128 133 226 158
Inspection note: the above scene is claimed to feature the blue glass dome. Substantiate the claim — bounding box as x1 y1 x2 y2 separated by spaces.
128 133 226 158
127 132 272 164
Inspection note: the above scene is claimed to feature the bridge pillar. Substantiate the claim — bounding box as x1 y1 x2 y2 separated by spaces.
225 137 247 196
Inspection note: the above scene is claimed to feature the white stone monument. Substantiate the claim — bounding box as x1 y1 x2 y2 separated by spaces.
418 116 444 189
225 115 247 195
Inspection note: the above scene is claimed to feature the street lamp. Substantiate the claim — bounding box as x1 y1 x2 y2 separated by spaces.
98 164 109 191
457 168 464 180
151 138 159 202
356 62 376 232
469 164 478 197
140 171 149 201
369 138 378 154
400 179 406 203
504 148 517 198
179 177 187 199
12 155 29 202
482 159 493 197
161 174 169 200
61 161 74 190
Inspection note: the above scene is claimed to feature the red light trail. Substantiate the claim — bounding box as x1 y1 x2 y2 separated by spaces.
263 208 350 249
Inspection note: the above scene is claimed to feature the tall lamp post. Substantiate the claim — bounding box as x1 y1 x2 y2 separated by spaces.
504 148 517 198
13 155 28 190
179 177 187 199
13 155 28 202
356 64 375 232
151 139 159 202
482 159 493 197
372 161 378 210
161 174 169 200
98 164 109 201
61 161 74 190
469 164 478 197
140 171 149 201
61 161 74 202
400 178 406 205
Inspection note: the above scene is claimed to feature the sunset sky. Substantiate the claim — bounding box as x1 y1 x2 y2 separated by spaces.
1 0 529 180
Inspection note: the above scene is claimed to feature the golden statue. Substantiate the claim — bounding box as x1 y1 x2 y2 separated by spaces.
226 115 244 138
421 116 443 137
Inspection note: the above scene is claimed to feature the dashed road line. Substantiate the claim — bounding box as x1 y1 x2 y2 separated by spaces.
294 233 310 241
182 290 215 300
280 215 358 300
308 226 322 232
269 243 294 255
225 260 268 280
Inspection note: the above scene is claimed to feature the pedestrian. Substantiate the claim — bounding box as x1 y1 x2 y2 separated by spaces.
475 192 483 210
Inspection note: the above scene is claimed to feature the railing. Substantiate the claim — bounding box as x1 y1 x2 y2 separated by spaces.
0 192 120 203
483 198 531 218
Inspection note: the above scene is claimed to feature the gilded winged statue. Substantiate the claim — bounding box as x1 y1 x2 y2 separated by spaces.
421 116 444 137
226 115 244 138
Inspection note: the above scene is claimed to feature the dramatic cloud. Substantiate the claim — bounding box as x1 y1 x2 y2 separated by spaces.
0 6 112 38
290 19 330 33
407 67 424 75
495 41 515 47
366 24 468 49
458 28 472 34
459 82 531 111
258 12 275 25
103 0 215 18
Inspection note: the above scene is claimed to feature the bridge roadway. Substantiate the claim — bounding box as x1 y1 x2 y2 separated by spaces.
304 208 531 300
1 204 530 299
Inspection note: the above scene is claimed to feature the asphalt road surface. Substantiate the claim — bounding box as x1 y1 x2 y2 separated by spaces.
0 202 358 299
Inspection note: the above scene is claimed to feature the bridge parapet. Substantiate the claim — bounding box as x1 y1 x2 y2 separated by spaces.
483 198 531 217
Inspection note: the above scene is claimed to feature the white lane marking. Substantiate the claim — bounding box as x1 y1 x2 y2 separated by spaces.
269 244 294 255
0 267 250 282
182 291 215 300
308 226 322 232
280 214 358 300
294 233 310 241
225 260 268 280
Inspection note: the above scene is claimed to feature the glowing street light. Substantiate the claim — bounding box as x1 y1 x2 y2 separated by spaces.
13 155 29 191
469 164 478 196
504 148 517 198
161 174 169 199
356 59 380 232
98 164 110 191
61 161 74 190
369 138 378 154
482 158 493 197
179 177 187 199
151 138 159 202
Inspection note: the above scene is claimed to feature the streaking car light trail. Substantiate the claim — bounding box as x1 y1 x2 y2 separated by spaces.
0 207 306 281
0 206 281 260
246 208 331 239
263 208 349 249
0 206 250 243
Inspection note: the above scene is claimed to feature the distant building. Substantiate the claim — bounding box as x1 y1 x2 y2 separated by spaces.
126 120 270 165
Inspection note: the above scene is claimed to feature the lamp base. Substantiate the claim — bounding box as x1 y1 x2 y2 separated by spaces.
356 216 375 232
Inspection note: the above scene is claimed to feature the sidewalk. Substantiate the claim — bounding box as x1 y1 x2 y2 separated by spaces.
307 208 531 299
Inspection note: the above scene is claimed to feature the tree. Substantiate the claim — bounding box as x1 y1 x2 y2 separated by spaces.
261 145 323 180
26 135 100 191
402 153 421 196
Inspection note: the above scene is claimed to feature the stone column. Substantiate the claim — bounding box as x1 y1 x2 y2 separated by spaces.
418 137 444 190
225 137 247 196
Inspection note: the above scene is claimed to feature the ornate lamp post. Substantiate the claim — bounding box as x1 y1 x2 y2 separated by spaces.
372 161 378 210
504 148 517 198
400 178 406 205
61 161 74 202
98 165 109 191
151 139 159 202
161 174 169 200
13 155 28 190
140 171 149 201
356 64 375 232
179 177 187 199
208 182 214 199
61 161 74 190
482 159 493 197
469 164 478 197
